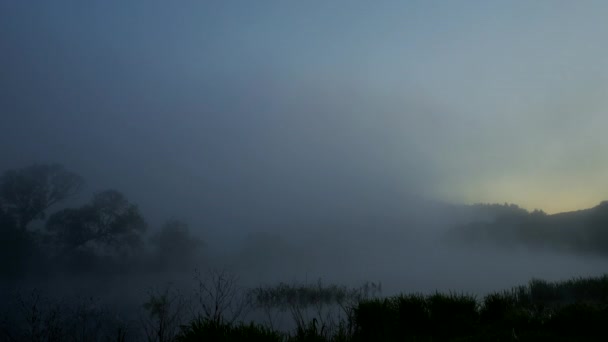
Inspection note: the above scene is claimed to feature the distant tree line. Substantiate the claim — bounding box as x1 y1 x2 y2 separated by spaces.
452 201 608 256
0 163 204 277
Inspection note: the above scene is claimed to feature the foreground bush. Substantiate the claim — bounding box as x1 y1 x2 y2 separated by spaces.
177 319 283 342
352 293 478 341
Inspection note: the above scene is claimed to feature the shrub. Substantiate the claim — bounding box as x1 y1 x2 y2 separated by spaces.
427 292 478 338
177 318 284 342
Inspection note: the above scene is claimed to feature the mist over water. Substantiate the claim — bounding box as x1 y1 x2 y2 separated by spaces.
2 1 608 340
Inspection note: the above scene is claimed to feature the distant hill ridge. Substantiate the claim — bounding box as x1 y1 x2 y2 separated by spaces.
452 201 608 256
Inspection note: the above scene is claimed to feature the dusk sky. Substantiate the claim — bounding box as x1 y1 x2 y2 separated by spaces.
2 0 608 218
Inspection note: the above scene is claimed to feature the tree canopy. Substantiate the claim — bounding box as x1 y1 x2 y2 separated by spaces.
0 163 84 230
46 190 147 255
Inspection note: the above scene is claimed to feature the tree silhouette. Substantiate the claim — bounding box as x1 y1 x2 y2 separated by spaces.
150 219 204 270
0 205 16 231
0 163 84 230
46 190 146 256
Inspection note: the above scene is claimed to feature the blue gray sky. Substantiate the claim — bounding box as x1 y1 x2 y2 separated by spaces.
1 0 608 221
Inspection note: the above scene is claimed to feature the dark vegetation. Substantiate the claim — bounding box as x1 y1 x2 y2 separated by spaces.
3 163 608 341
0 163 204 278
4 273 608 341
453 202 608 256
350 276 608 342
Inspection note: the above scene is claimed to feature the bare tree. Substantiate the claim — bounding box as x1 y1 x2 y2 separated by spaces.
193 269 249 325
141 285 186 342
14 290 64 342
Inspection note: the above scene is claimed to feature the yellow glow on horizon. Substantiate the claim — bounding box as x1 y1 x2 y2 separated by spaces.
433 175 608 214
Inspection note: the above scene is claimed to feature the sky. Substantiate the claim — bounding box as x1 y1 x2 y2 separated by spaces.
1 0 608 222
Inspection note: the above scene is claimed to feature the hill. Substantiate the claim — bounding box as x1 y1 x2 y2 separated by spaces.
451 201 608 256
